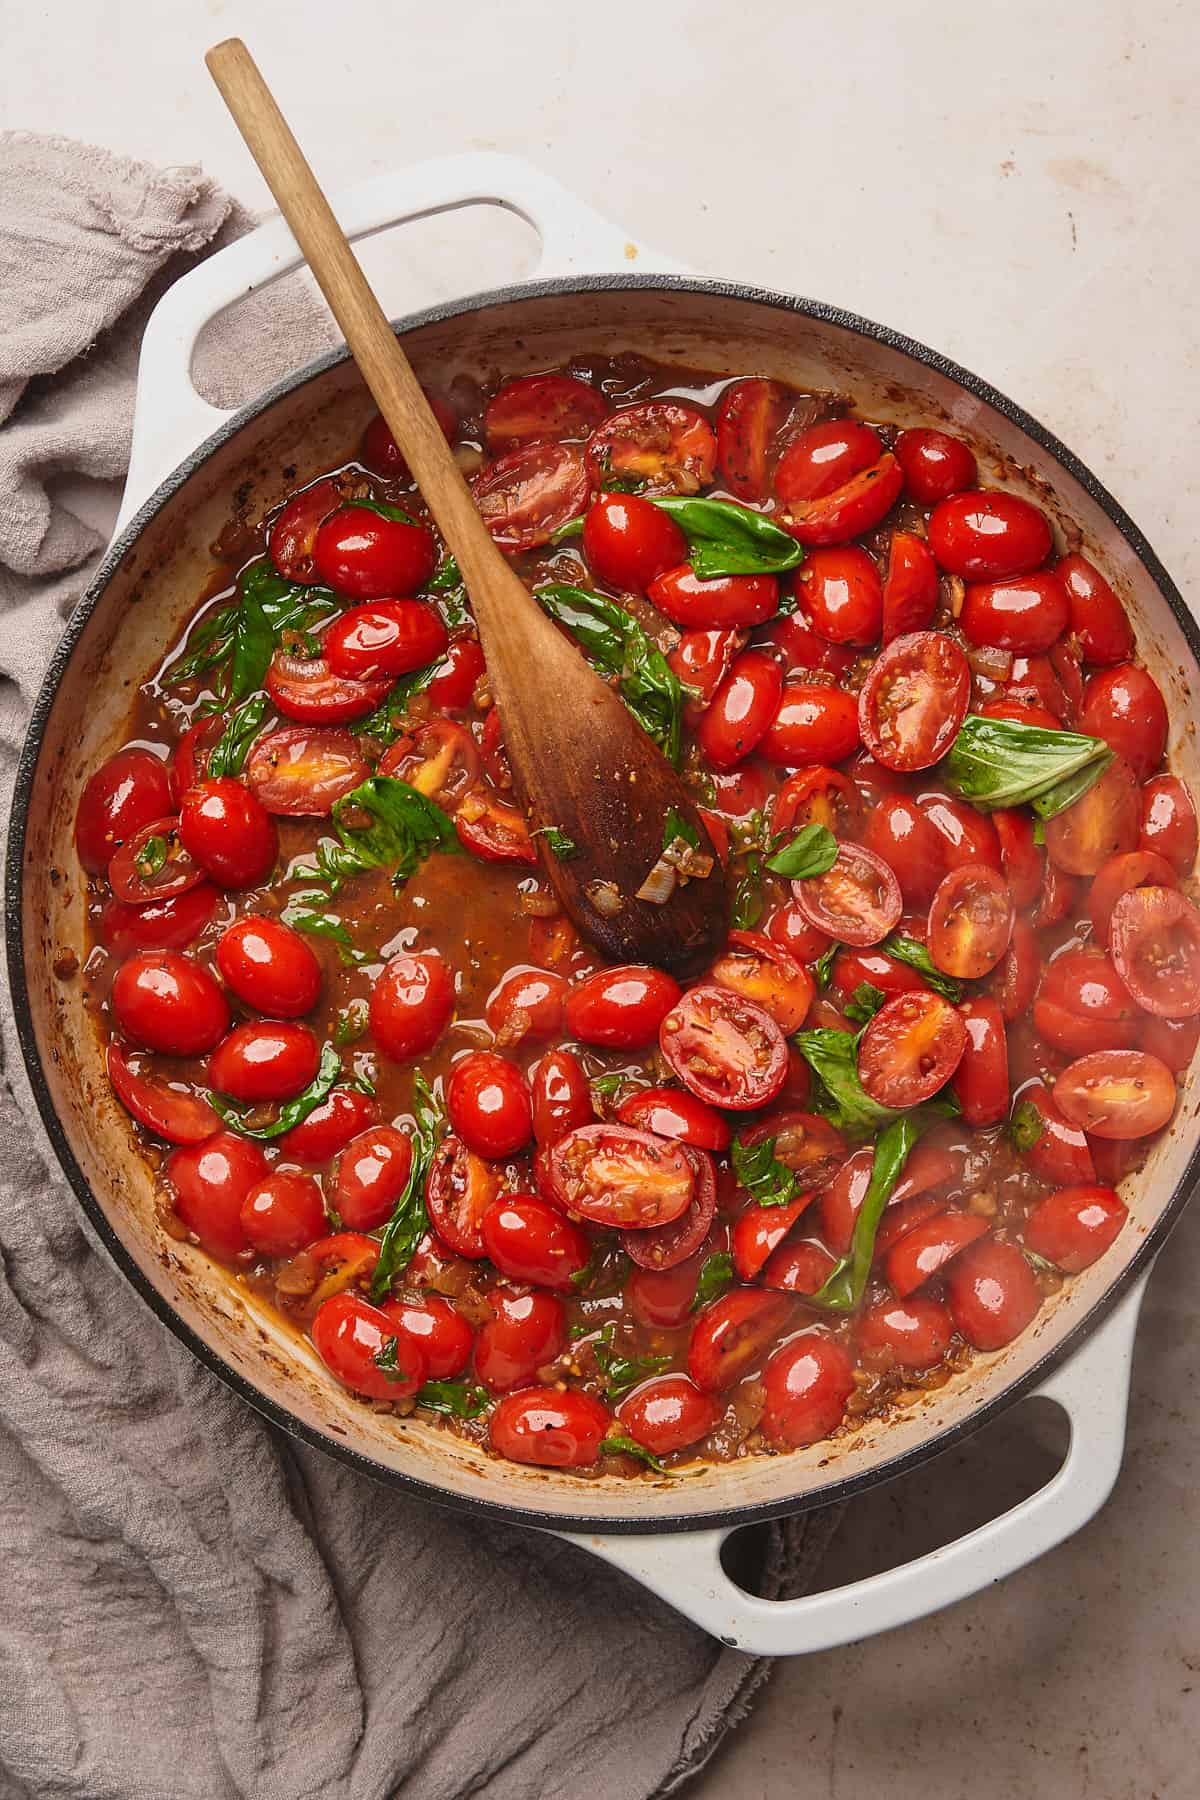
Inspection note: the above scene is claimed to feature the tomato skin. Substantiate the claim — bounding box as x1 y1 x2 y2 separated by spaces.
928 863 1014 979
485 965 566 1046
586 402 716 494
817 1145 875 1256
362 392 455 475
617 1086 730 1151
761 601 856 681
993 809 1043 911
312 1293 428 1401
312 505 437 599
859 992 968 1109
426 1135 501 1258
454 791 538 866
620 1144 718 1271
381 716 480 805
760 683 861 768
1140 1011 1200 1074
764 903 832 966
795 546 882 647
709 929 814 1034
324 600 447 681
547 1123 695 1228
1033 951 1137 1057
831 945 927 1003
276 1087 375 1164
772 766 862 840
582 492 687 592
928 491 1053 580
732 1191 814 1280
1055 554 1133 665
882 531 939 642
97 883 220 958
246 725 367 815
696 649 783 771
1053 1049 1176 1139
564 965 681 1050
859 631 971 772
792 843 903 948
1031 861 1079 932
862 795 944 906
370 951 454 1061
894 427 977 505
447 1052 532 1158
760 1334 854 1448
166 1131 268 1260
781 453 903 547
944 1240 1040 1351
111 950 229 1056
617 1375 721 1455
859 1295 953 1370
270 476 342 581
215 916 322 1018
485 372 607 449
920 794 1002 876
208 1021 320 1104
659 984 789 1111
1043 756 1139 877
775 418 881 502
424 634 486 710
380 1294 473 1380
960 572 1069 654
716 378 789 500
1110 886 1200 1018
1013 1082 1096 1184
333 1125 414 1231
885 1211 989 1299
489 1386 609 1468
687 1288 794 1393
240 1171 326 1257
1079 664 1168 781
178 778 278 889
171 715 223 799
981 698 1062 732
626 1249 709 1328
473 441 591 551
75 748 173 874
1139 775 1198 875
530 1048 593 1147
669 627 742 720
106 1039 220 1145
475 1291 567 1394
480 1192 589 1290
650 562 779 632
952 998 1010 1127
1025 1184 1128 1273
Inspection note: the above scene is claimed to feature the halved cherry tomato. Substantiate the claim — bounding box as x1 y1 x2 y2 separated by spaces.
564 965 681 1049
333 1125 414 1231
928 491 1052 580
759 1334 854 1446
270 476 342 581
792 843 903 947
478 707 512 791
894 427 977 505
1079 663 1168 781
276 1087 375 1163
246 725 368 815
617 1086 730 1151
312 1292 428 1400
447 1051 532 1157
620 1145 718 1270
736 1111 847 1193
616 1375 721 1455
874 1190 949 1260
859 991 967 1108
951 998 1009 1126
886 1210 989 1298
455 791 537 865
381 1294 473 1380
928 863 1014 978
859 1294 953 1370
265 644 391 726
324 600 447 681
586 402 716 494
993 809 1043 911
546 1123 695 1228
485 372 607 449
1110 886 1200 1018
1139 775 1198 875
882 531 939 642
108 818 202 905
688 1287 794 1393
1031 860 1079 931
112 950 229 1056
370 951 454 1060
291 1232 380 1310
216 916 322 1017
1034 951 1137 1056
475 1292 567 1393
960 572 1069 653
817 1145 875 1256
531 1048 593 1147
780 453 903 547
709 929 814 1033
485 965 566 1046
859 631 970 772
1140 1012 1200 1075
166 1131 267 1259
696 649 783 771
424 634 486 710
775 418 881 501
97 884 220 959
795 546 882 646
944 1239 1040 1350
582 491 687 591
1056 554 1133 665
425 1135 501 1258
862 795 944 906
241 1171 326 1257
1053 1049 1175 1139
209 1021 320 1103
361 392 456 476
761 1237 837 1295
626 1246 710 1328
106 1039 219 1144
771 766 863 839
380 717 480 806
75 748 174 874
489 1386 608 1466
732 1191 814 1281
715 378 789 500
650 563 779 630
659 984 788 1110
1012 1081 1096 1184
669 627 742 719
481 1192 590 1289
472 442 590 551
760 684 861 767
1025 1184 1128 1273
1043 756 1139 877
313 504 437 599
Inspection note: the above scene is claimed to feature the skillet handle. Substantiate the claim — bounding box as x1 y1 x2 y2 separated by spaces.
119 151 682 529
566 1272 1148 1656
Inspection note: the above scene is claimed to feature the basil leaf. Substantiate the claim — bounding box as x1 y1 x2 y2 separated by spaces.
296 775 456 895
589 1072 627 1101
844 981 888 1024
599 1435 676 1474
532 824 579 860
210 1042 341 1140
663 807 701 854
356 665 439 746
370 1072 444 1299
549 515 586 544
207 692 273 779
415 1379 490 1418
731 853 764 929
425 553 462 593
807 1116 923 1311
346 497 418 525
881 934 964 1003
594 1341 671 1400
372 1336 415 1383
334 1000 369 1046
766 822 839 880
689 1250 735 1313
284 904 371 966
791 1027 900 1138
730 1134 798 1208
163 599 241 686
651 496 804 578
813 942 838 989
134 834 168 879
1009 1097 1045 1152
536 582 685 764
942 714 1114 819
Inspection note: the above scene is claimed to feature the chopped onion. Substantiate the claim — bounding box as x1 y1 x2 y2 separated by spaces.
662 837 714 879
587 879 624 917
636 857 678 905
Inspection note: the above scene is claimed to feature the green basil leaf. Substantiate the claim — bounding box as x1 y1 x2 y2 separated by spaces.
346 497 418 525
651 496 804 578
163 598 241 686
766 822 839 880
599 1435 676 1474
730 1134 798 1208
334 1000 369 1046
663 807 701 854
589 1072 627 1101
689 1249 735 1313
942 714 1113 817
295 775 456 895
532 824 579 860
791 1027 900 1138
134 834 168 879
594 1342 672 1400
731 853 764 929
415 1379 490 1418
207 692 273 779
536 582 685 764
372 1336 415 1383
370 1071 444 1299
881 934 964 1003
210 1042 341 1140
844 981 888 1024
1009 1097 1045 1153
426 553 461 593
806 1115 923 1311
283 904 371 966
549 515 586 544
813 942 838 989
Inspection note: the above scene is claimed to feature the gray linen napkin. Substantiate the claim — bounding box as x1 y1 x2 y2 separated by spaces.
0 133 839 1799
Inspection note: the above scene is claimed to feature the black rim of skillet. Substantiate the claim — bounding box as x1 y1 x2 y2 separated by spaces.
9 273 1200 1541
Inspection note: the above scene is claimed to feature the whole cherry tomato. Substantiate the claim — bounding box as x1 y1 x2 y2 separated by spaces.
480 1192 590 1289
447 1051 533 1157
951 998 1010 1126
111 950 229 1056
696 649 783 770
885 1211 989 1299
1139 775 1198 875
859 1295 953 1370
485 372 607 449
246 726 368 815
106 1040 219 1145
650 563 779 630
489 1387 610 1468
894 427 977 505
381 1294 473 1380
993 809 1044 911
882 530 939 641
862 794 944 905
830 945 927 1003
716 378 789 499
1024 1184 1128 1273
581 491 687 591
334 1125 414 1231
324 600 447 681
1033 950 1138 1056
179 778 278 889
530 1047 593 1146
1012 1080 1096 1184
313 503 437 598
1056 554 1133 665
485 965 566 1045
775 418 881 500
944 1239 1041 1350
760 684 861 766
75 748 173 873
370 951 454 1061
564 965 681 1049
920 795 1002 874
617 1086 731 1151
960 572 1069 653
1079 663 1168 781
311 1292 428 1400
669 627 742 719
759 1334 854 1447
215 916 322 1017
208 1022 321 1103
688 1287 794 1393
240 1171 326 1257
424 634 486 710
277 1087 375 1164
780 454 903 547
475 1291 566 1393
795 546 882 646
97 883 220 959
732 1191 814 1280
166 1131 267 1260
928 490 1052 580
616 1375 721 1455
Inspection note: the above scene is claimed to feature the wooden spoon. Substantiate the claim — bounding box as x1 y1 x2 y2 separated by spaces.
205 38 727 977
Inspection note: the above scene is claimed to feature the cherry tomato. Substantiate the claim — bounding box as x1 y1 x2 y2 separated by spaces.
215 916 322 1017
166 1131 268 1260
585 402 716 494
738 1110 847 1194
370 951 454 1060
859 991 968 1108
97 884 220 959
772 766 862 839
1031 860 1079 931
582 491 687 591
531 1048 593 1147
944 1239 1040 1350
713 378 789 499
617 1086 730 1151
795 546 882 646
107 817 201 907
669 627 742 719
111 950 229 1056
960 572 1069 654
240 1171 325 1257
564 965 681 1049
381 1294 473 1380
1139 775 1198 875
859 631 970 772
106 1039 219 1145
361 392 455 476
1140 1011 1200 1075
616 1375 721 1456
688 1287 794 1393
424 634 486 710
885 1210 989 1298
1055 554 1133 665
1025 1184 1128 1273
546 1123 695 1228
650 562 779 630
817 1145 875 1256
706 765 770 821
920 794 1002 875
928 863 1014 978
454 791 537 865
426 1135 501 1258
324 600 447 681
792 843 903 947
1079 663 1168 781
862 795 944 906
780 453 903 547
312 504 437 599
732 1191 814 1280
659 984 788 1110
831 945 927 1003
1033 951 1137 1056
759 1334 854 1447
246 725 367 815
1053 1049 1175 1139
1043 756 1139 877
171 716 225 799
620 1145 718 1270
481 1192 589 1289
264 642 390 726
859 1295 954 1370
760 683 860 766
993 809 1043 911
75 748 173 874
312 1292 428 1400
1110 886 1200 1018
981 698 1062 731
447 1052 532 1157
485 372 607 449
333 1124 414 1231
293 1232 380 1309
626 1248 709 1328
928 491 1052 580
1012 1081 1096 1184
764 904 831 966
270 477 342 581
894 427 977 505
380 717 480 805
696 649 783 771
209 1021 320 1103
277 1087 375 1163
882 530 939 642
475 1292 567 1394
873 1193 957 1269
761 1237 837 1295
472 442 590 551
709 929 814 1033
489 1386 609 1467
951 998 1009 1127
178 778 278 888
485 965 566 1047
775 418 881 501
